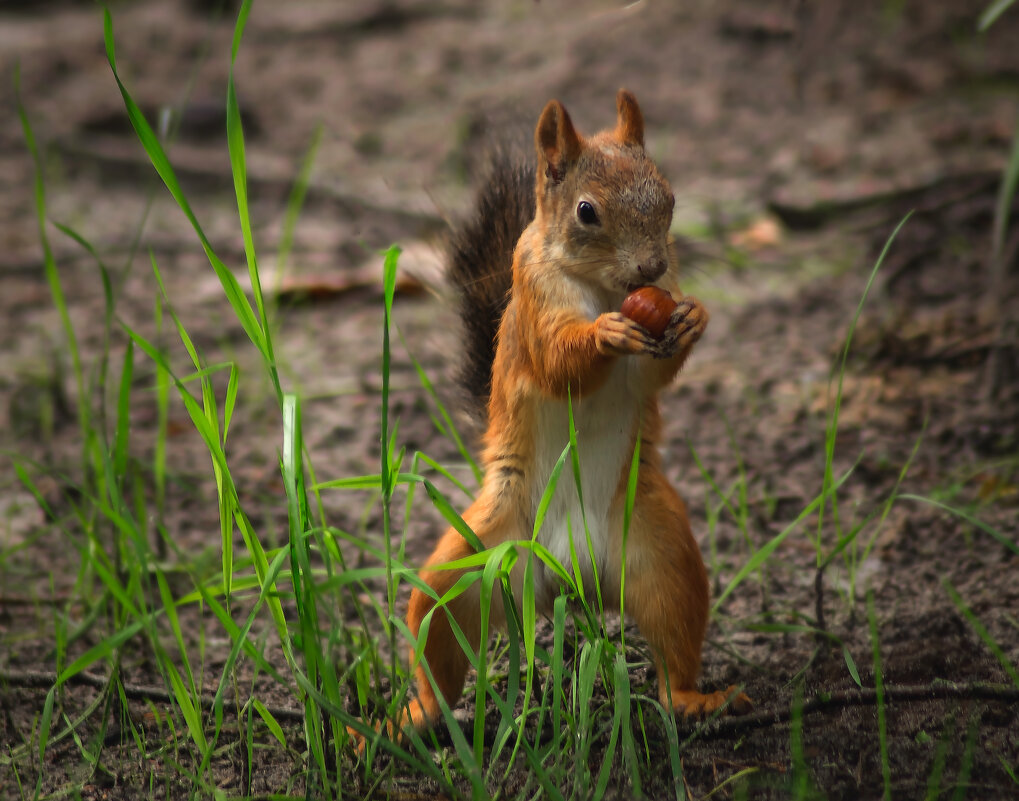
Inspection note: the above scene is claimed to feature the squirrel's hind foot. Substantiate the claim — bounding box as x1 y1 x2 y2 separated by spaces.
346 697 434 756
671 686 753 718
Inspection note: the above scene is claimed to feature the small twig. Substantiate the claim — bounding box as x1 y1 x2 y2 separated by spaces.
697 681 1019 739
0 668 307 724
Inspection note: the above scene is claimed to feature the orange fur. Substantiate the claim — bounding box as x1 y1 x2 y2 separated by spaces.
389 90 750 742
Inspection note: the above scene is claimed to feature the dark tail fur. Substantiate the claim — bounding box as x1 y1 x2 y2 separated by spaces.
448 142 535 419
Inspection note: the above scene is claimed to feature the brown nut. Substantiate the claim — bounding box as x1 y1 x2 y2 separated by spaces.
620 286 678 339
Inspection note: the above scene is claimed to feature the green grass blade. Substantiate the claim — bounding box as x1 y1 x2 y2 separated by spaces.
376 243 404 727
38 687 55 762
15 66 89 460
155 570 197 698
593 654 631 799
380 245 400 495
867 590 892 801
551 593 567 756
488 583 521 776
843 644 862 688
124 323 299 679
620 430 641 634
277 123 323 277
51 221 114 332
898 494 1018 556
222 362 240 442
789 684 810 798
226 0 282 406
979 0 1017 31
990 106 1019 258
473 548 509 764
820 423 925 571
103 11 267 362
164 660 208 753
314 471 430 491
153 300 169 527
817 212 912 561
533 443 570 539
567 389 602 614
714 462 856 610
297 661 448 783
422 478 485 553
390 617 485 793
251 699 286 747
944 581 1019 688
924 714 956 801
689 441 741 524
951 715 980 801
112 339 134 484
521 548 537 675
999 754 1018 784
198 553 293 689
57 621 147 686
402 336 483 486
149 252 204 373
643 697 683 800
412 451 474 500
575 639 604 792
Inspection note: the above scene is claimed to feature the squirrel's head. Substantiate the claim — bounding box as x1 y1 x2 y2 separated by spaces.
532 89 675 296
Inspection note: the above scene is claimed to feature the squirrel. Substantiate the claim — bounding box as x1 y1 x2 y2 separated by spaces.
391 89 751 740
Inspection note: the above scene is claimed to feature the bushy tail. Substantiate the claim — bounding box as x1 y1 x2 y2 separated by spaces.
448 143 535 419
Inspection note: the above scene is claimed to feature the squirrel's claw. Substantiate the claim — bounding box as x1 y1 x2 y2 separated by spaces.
596 312 658 356
655 297 708 358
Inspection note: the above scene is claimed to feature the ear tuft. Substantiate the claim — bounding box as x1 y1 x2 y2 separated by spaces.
615 88 644 148
535 99 582 184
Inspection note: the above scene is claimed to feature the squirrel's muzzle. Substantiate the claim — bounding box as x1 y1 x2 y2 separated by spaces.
635 256 668 283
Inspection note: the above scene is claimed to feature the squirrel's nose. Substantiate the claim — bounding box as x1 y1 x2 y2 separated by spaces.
638 259 668 282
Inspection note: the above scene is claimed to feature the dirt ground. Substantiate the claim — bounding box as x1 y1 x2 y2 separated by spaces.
2 1 1018 799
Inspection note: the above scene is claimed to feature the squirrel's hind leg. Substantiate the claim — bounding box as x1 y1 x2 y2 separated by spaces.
348 515 491 753
621 470 752 717
403 496 516 734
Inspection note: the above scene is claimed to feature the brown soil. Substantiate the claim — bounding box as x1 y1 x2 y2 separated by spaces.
2 1 1018 799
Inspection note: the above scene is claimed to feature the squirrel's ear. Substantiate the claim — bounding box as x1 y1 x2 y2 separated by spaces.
535 99 582 184
615 89 644 148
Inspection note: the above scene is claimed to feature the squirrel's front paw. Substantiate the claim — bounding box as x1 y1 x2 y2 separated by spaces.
654 297 709 358
595 312 657 356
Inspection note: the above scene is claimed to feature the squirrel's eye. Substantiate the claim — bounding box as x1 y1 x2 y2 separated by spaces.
576 200 599 226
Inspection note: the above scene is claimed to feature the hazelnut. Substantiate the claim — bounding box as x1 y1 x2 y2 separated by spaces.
620 286 678 339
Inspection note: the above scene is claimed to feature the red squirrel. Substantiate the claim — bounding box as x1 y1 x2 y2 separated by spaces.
387 89 750 740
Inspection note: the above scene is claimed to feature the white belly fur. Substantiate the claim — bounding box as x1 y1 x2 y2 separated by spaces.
530 360 639 596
